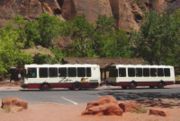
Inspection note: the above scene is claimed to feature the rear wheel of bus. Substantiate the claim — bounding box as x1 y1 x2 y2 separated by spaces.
121 86 127 89
157 81 164 89
71 82 81 90
40 83 50 91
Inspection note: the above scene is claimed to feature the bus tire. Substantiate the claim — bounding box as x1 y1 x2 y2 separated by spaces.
149 86 155 88
121 86 127 89
40 83 50 91
158 81 164 89
129 81 137 89
72 82 81 90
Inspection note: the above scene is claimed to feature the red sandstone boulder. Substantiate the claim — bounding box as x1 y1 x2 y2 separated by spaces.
82 96 123 116
118 101 143 113
149 109 167 117
1 97 28 112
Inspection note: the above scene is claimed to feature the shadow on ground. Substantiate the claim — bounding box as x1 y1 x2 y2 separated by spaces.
98 91 180 108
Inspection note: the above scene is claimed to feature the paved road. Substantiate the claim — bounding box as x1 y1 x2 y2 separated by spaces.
0 86 180 105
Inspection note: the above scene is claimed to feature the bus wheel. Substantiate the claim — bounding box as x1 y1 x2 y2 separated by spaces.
129 82 137 89
72 82 81 90
121 86 127 89
149 86 155 88
158 82 164 89
40 83 50 91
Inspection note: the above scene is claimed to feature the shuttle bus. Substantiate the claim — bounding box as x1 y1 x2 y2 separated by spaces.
106 65 175 89
21 64 101 90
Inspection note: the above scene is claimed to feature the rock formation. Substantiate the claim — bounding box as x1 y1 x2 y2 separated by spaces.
61 0 112 22
82 96 123 116
0 0 179 30
149 109 167 117
1 97 28 112
82 96 145 116
118 101 144 113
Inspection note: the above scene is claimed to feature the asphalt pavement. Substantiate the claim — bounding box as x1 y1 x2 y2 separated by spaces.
0 86 180 105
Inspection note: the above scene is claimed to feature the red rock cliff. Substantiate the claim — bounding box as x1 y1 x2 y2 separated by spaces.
0 0 179 31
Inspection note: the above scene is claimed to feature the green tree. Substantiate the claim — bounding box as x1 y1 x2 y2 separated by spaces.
93 16 132 57
33 54 52 64
25 20 40 47
5 16 27 48
51 47 65 63
0 27 32 74
37 13 62 47
134 11 179 65
68 16 96 57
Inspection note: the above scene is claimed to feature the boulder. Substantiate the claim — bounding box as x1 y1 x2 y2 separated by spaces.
1 97 28 112
149 109 167 117
118 101 142 113
82 96 123 116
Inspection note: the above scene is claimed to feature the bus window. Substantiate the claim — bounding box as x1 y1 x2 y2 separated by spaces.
59 68 67 77
49 68 58 77
68 68 76 77
143 68 149 77
158 68 164 76
164 68 170 77
27 68 37 78
150 68 157 77
119 68 126 77
136 68 142 77
86 68 91 77
77 68 85 77
128 68 135 77
39 68 48 78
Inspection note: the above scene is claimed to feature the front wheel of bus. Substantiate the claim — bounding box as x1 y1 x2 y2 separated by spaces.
72 82 81 90
129 82 137 89
40 83 50 91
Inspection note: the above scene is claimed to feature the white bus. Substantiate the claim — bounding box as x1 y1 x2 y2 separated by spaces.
21 64 101 90
106 65 175 89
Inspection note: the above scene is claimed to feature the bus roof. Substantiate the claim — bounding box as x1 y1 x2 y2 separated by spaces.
24 64 100 68
113 64 174 68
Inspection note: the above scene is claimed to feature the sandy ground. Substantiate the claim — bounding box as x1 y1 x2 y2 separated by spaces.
0 81 21 91
0 102 180 121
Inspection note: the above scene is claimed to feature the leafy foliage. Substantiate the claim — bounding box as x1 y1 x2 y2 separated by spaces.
37 14 63 47
51 47 65 63
0 27 32 74
133 11 180 65
33 54 52 64
68 16 96 57
0 10 179 75
93 16 132 57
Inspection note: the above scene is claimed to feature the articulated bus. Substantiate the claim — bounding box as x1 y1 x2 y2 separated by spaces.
106 65 175 89
21 64 175 90
22 64 101 90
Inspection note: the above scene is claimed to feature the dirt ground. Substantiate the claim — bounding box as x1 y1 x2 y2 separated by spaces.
0 81 20 87
0 102 180 121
